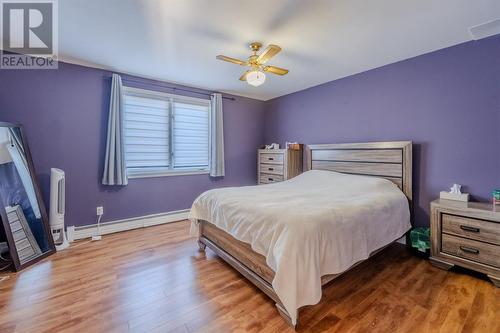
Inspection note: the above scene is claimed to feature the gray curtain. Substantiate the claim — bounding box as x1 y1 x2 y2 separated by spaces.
102 73 128 185
209 93 225 177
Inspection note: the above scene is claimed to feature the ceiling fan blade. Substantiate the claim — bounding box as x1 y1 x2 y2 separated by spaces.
216 55 247 65
239 71 250 81
257 45 281 64
263 66 289 75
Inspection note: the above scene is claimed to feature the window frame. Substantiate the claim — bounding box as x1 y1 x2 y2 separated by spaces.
122 86 211 179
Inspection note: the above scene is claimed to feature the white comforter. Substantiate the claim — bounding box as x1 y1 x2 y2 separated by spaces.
189 170 410 325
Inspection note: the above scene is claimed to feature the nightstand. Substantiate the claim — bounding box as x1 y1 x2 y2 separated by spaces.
430 199 500 287
258 147 303 185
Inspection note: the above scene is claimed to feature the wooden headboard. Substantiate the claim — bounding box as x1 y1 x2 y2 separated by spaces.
306 141 412 201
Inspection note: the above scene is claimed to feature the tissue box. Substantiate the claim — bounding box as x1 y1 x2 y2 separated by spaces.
439 191 469 202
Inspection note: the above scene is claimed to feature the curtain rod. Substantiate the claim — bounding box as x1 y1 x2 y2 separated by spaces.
119 76 236 101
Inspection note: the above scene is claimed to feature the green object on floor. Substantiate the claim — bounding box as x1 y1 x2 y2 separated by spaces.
410 227 430 252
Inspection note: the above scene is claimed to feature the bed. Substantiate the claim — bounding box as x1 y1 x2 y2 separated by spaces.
189 141 412 327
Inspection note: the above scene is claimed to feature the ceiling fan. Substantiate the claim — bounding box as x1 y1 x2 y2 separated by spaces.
216 42 289 87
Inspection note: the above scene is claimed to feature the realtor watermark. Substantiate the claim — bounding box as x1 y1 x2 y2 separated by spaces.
1 0 58 69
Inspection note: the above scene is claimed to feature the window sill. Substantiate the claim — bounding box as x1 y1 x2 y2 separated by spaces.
128 169 210 179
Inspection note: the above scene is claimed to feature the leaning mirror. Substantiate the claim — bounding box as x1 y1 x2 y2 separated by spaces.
0 122 55 271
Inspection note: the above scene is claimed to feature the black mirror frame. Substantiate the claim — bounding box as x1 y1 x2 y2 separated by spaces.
0 121 56 271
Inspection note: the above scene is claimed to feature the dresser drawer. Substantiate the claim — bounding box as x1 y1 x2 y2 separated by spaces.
259 163 284 175
442 234 500 268
442 214 500 245
259 153 284 165
259 173 283 184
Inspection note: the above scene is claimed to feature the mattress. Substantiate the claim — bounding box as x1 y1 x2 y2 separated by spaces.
189 170 411 325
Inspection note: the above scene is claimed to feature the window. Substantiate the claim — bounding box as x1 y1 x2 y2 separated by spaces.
123 87 210 178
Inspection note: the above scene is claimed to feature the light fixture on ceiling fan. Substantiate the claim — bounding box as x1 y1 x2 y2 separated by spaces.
216 42 289 87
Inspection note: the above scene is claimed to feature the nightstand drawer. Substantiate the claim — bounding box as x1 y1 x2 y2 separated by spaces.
442 214 500 245
259 153 284 165
259 163 284 175
442 234 500 268
259 173 283 184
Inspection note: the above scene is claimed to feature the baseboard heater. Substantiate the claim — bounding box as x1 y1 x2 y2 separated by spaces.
72 209 190 240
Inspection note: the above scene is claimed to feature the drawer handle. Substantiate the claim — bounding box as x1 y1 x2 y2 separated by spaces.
268 168 274 171
460 225 480 233
459 246 479 254
268 157 274 161
268 178 274 181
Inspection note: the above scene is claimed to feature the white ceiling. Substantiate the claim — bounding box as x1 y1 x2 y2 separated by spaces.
57 0 500 101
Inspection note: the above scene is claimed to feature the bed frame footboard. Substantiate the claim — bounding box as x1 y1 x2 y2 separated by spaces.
198 234 296 327
196 219 403 328
197 239 206 252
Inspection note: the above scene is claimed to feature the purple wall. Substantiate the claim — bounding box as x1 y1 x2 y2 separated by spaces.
265 35 500 226
0 62 266 226
1 36 498 228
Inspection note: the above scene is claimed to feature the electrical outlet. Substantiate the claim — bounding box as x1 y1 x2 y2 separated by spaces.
96 206 104 216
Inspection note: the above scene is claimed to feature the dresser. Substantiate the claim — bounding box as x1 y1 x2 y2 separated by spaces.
430 199 500 287
258 147 303 185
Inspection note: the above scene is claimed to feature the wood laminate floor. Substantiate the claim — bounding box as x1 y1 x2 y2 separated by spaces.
0 220 498 333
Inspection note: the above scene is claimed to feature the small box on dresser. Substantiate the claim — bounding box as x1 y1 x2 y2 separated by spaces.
430 199 500 287
258 146 303 185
